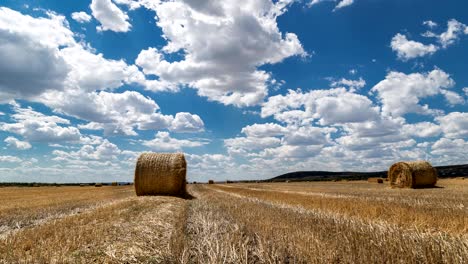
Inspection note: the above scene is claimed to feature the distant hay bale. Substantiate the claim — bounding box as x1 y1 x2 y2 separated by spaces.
134 153 186 196
208 180 214 184
285 180 290 183
111 182 118 186
388 161 437 188
95 183 102 187
367 178 384 183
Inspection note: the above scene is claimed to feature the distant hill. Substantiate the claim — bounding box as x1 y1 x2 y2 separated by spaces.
269 164 468 182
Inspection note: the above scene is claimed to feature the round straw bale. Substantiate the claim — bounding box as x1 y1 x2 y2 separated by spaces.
95 183 102 187
208 180 214 184
134 153 186 196
111 182 118 186
388 161 437 188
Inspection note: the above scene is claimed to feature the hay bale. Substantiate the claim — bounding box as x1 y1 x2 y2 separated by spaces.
95 183 102 187
208 180 214 184
111 182 118 186
134 153 186 196
367 178 384 183
388 161 437 188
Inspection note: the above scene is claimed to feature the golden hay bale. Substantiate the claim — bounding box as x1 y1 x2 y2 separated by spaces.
388 161 437 188
111 182 118 186
95 183 102 187
134 153 186 196
367 178 384 183
208 180 214 184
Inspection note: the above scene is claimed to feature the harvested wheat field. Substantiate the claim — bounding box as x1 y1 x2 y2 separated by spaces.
1 179 467 263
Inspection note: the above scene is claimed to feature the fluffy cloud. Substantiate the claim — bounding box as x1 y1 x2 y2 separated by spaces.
0 8 73 102
142 131 208 151
282 126 329 146
431 138 467 164
4 136 32 150
393 19 468 61
391 33 438 60
53 139 121 162
71 11 92 23
59 46 145 92
0 6 275 136
44 90 204 136
371 69 458 117
423 19 468 48
440 90 465 106
225 136 281 155
0 155 22 163
0 103 82 143
436 112 468 139
438 19 468 48
186 153 235 179
314 93 379 125
261 88 379 125
402 122 441 138
331 77 366 92
90 0 131 32
135 0 306 106
241 123 287 137
431 138 467 155
170 113 204 133
0 7 147 104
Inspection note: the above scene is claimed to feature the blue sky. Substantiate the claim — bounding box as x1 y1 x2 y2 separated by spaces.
0 0 467 183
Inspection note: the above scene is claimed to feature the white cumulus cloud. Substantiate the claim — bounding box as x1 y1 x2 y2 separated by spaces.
370 69 457 117
4 136 32 150
90 0 131 32
135 0 306 107
0 103 82 143
391 33 438 60
71 11 92 23
143 131 208 151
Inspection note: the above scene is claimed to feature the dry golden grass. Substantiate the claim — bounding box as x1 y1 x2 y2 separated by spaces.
0 186 186 263
178 179 468 263
1 179 467 263
210 179 468 234
0 186 135 238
